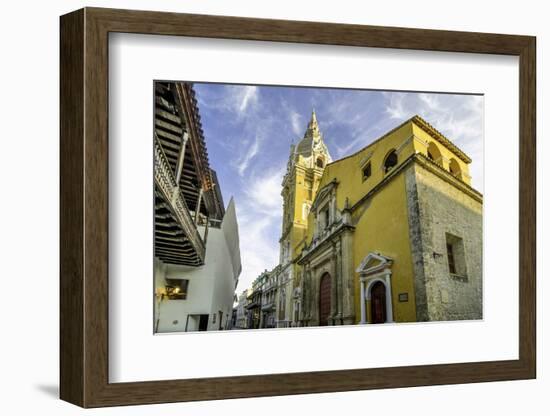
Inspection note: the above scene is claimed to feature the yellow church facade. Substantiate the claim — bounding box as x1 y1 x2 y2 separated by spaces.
274 112 483 327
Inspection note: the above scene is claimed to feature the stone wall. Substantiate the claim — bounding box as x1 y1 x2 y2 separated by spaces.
406 163 483 322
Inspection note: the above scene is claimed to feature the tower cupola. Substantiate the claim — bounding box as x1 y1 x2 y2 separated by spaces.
293 110 332 166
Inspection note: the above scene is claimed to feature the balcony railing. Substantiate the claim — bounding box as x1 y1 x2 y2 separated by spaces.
154 136 206 263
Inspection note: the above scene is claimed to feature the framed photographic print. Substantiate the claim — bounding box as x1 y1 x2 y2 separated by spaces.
60 7 536 408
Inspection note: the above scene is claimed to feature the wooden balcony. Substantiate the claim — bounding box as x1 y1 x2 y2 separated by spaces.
154 136 206 266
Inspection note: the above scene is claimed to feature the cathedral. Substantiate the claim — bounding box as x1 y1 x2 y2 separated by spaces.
271 111 483 327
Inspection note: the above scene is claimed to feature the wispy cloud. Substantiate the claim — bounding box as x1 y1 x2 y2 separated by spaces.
234 168 284 289
332 126 377 158
238 86 259 112
234 136 261 176
196 84 259 116
232 213 279 293
197 84 267 177
289 110 303 136
244 168 285 215
385 92 410 120
418 92 440 110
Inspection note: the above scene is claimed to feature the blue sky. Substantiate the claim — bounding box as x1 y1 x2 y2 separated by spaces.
194 83 484 293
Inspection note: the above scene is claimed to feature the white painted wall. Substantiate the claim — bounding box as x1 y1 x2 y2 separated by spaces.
155 199 241 332
0 1 546 415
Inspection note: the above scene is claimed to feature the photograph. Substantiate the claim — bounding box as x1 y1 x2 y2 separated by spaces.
153 81 484 333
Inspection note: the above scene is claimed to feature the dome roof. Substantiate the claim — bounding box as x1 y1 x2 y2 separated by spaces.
294 110 331 162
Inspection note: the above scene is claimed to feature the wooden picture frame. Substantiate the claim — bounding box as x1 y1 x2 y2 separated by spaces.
60 7 536 408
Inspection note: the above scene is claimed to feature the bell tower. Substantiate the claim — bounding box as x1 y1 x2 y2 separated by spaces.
280 110 332 266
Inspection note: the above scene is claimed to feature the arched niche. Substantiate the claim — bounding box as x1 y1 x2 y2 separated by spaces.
427 141 442 165
449 158 462 179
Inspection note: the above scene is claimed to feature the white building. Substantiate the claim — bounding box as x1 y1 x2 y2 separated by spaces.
154 199 242 332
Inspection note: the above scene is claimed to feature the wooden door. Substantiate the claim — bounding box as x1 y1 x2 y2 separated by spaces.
319 273 331 326
370 281 387 324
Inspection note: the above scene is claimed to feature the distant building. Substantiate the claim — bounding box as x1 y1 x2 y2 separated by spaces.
234 290 249 329
153 81 242 333
260 270 277 328
245 278 263 329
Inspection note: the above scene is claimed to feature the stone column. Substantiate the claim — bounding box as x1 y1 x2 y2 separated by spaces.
308 267 314 323
336 240 343 322
310 268 319 326
302 267 308 325
340 229 355 324
330 192 336 224
360 277 367 324
330 248 338 324
313 212 318 239
385 271 394 323
301 267 307 322
285 277 292 325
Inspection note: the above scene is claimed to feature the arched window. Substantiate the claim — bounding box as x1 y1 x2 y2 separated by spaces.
427 142 442 164
449 158 462 179
316 157 324 168
383 149 398 174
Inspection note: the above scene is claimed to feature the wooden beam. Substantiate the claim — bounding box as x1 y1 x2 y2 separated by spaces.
154 220 180 228
156 128 182 144
155 229 184 237
155 108 181 124
155 118 183 135
155 96 174 112
155 235 187 243
156 247 197 256
156 136 181 152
